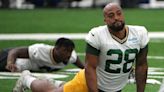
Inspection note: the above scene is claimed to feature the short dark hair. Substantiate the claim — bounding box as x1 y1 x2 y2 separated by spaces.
55 38 75 49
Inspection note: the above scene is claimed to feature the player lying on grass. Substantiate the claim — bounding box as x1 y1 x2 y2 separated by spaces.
0 37 84 72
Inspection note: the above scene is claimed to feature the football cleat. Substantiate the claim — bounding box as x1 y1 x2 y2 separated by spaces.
12 70 31 92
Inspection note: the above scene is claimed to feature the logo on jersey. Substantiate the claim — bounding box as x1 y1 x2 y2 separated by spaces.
91 33 95 36
128 37 138 44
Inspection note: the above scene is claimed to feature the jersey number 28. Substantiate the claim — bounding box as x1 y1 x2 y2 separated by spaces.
105 49 138 73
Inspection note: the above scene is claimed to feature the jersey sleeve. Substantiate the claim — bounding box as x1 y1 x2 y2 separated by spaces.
68 50 77 63
28 44 48 61
85 28 101 50
140 27 150 48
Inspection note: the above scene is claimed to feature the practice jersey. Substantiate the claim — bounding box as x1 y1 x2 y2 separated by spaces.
85 25 149 92
15 44 77 71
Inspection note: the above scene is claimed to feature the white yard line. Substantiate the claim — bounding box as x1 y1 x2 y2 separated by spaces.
0 72 68 79
148 56 164 60
1 67 164 81
0 33 87 40
149 32 164 39
0 32 164 40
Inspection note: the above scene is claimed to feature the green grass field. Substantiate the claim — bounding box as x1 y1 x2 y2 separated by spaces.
0 8 164 92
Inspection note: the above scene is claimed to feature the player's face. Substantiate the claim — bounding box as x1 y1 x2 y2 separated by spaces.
55 46 73 64
104 6 125 32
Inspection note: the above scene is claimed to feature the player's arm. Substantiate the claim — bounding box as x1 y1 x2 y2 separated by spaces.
135 45 148 92
73 56 85 69
85 44 99 92
6 47 29 72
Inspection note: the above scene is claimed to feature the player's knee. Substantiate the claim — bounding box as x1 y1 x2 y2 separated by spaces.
31 79 55 92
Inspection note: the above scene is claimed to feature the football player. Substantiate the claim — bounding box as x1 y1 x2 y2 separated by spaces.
85 3 149 92
0 37 84 72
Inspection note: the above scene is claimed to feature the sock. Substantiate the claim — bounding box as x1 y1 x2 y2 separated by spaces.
23 75 36 89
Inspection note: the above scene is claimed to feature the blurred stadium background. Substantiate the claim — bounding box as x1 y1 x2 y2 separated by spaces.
0 0 164 92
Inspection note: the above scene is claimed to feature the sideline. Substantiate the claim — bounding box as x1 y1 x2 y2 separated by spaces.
0 32 164 40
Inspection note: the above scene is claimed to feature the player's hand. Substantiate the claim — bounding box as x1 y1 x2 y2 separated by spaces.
5 64 17 72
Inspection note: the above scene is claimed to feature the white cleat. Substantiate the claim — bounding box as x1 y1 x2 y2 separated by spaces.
13 70 31 92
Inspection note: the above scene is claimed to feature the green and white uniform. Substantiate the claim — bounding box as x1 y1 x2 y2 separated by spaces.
15 44 77 72
86 25 149 92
